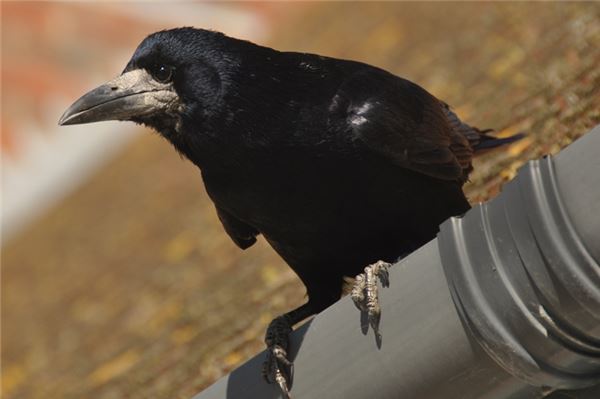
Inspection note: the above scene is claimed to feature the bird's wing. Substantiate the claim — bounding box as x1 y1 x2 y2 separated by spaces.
330 71 473 181
216 207 259 249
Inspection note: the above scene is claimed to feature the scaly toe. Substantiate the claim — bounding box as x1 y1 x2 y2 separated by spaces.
350 260 392 343
351 273 367 311
262 344 292 397
263 316 294 397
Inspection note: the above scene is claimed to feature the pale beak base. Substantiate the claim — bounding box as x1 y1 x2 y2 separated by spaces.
59 69 178 126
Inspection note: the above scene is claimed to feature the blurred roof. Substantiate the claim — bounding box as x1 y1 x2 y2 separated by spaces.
1 2 269 242
2 3 600 399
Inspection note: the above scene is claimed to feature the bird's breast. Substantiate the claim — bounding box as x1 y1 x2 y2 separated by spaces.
205 155 431 235
202 148 470 273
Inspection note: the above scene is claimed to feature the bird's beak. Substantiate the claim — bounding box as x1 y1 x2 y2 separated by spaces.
58 69 177 126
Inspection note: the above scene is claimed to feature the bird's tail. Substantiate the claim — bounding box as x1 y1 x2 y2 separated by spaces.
441 101 524 153
472 130 525 152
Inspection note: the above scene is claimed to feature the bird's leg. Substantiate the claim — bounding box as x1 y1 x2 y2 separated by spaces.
262 302 315 399
350 260 391 346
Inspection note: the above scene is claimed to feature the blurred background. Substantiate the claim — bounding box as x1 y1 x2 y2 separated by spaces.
2 2 599 399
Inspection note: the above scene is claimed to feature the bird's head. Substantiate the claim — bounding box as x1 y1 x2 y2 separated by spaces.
59 28 235 141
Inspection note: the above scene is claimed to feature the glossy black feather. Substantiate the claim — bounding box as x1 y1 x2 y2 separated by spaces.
128 28 519 312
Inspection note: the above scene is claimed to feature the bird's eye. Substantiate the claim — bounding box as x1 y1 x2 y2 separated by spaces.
151 64 174 83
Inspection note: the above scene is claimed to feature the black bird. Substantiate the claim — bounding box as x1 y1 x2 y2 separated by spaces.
59 28 521 397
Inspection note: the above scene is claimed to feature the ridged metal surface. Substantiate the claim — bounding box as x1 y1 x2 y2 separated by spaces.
438 128 600 391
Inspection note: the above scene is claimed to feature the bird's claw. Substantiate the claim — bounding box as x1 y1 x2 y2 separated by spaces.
351 260 390 346
263 315 294 398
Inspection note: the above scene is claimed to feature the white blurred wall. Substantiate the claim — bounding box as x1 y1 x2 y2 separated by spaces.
1 3 269 244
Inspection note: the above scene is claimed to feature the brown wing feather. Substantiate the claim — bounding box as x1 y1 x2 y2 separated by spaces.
333 71 471 182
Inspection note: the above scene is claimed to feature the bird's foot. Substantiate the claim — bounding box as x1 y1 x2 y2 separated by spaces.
350 260 391 346
263 315 294 399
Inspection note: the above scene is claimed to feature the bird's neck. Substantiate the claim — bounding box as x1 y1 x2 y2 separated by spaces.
163 114 263 175
167 47 334 172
